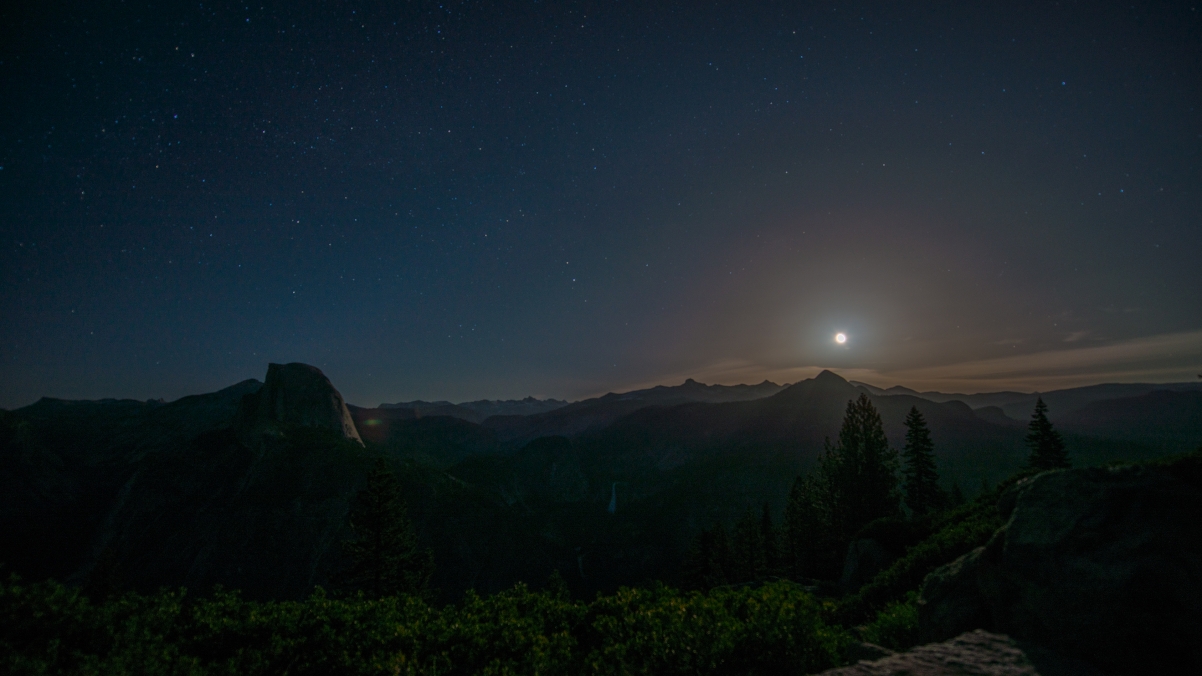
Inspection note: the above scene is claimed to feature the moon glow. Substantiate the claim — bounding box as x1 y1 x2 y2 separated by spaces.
835 333 847 344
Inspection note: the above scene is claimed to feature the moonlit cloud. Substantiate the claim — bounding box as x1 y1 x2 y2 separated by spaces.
610 330 1202 397
837 330 1202 393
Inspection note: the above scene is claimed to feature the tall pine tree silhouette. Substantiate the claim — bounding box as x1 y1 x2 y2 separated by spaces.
818 394 900 545
1026 397 1070 470
759 502 782 578
342 458 433 598
902 406 944 516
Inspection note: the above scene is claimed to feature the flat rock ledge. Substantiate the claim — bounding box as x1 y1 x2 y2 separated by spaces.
814 630 1104 676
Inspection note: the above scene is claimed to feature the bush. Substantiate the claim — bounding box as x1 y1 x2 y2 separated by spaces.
583 581 849 675
180 588 436 675
0 574 201 675
434 584 585 675
858 591 919 652
583 584 739 675
0 576 850 675
717 582 850 674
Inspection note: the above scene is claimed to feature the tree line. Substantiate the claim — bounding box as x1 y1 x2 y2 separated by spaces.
680 393 1071 589
339 391 1070 598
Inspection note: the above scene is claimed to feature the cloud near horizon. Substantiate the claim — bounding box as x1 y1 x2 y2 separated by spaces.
618 330 1202 396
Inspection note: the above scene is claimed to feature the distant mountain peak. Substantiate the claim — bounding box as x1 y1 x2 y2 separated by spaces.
237 362 362 444
814 369 849 384
771 369 856 403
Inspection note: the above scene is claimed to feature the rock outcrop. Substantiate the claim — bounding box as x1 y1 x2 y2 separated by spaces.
818 630 1103 676
918 458 1202 673
238 362 362 444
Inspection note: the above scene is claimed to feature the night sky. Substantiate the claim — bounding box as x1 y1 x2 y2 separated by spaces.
3 1 1201 409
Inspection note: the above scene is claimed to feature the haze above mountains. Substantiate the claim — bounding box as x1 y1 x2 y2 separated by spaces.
14 364 1202 431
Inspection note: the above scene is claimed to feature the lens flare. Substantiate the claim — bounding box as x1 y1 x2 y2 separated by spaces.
835 333 847 344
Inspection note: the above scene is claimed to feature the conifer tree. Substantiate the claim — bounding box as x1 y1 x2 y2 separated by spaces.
947 481 965 508
902 406 944 516
732 509 766 583
818 394 900 544
759 502 781 578
1025 397 1070 470
342 458 434 598
680 523 734 590
784 475 828 579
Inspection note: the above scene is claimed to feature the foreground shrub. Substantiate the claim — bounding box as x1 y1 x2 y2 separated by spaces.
0 575 201 675
0 576 849 675
180 588 436 675
858 592 919 652
432 584 585 675
582 581 849 675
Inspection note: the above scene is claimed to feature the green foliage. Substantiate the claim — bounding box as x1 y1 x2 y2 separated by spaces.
681 504 786 591
435 584 586 674
10 421 1192 676
1025 397 1070 470
836 490 1003 624
838 450 1202 634
181 588 429 675
758 503 782 578
544 569 570 601
780 395 900 582
730 509 767 584
1155 445 1202 490
945 480 965 507
679 523 735 591
902 407 944 516
784 476 838 580
1106 445 1202 480
0 575 850 676
0 575 200 675
819 395 901 546
582 582 850 675
341 458 434 599
858 591 919 652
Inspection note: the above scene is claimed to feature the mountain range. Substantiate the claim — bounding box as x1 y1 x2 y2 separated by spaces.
851 379 1202 421
373 396 571 425
2 364 1199 602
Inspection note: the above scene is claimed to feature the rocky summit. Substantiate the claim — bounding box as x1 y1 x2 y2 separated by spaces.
918 457 1202 673
238 362 363 444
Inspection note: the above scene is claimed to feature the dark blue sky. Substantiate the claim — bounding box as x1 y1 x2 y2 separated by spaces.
3 1 1200 408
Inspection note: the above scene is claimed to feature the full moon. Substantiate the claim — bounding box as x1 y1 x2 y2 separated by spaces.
835 333 847 344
